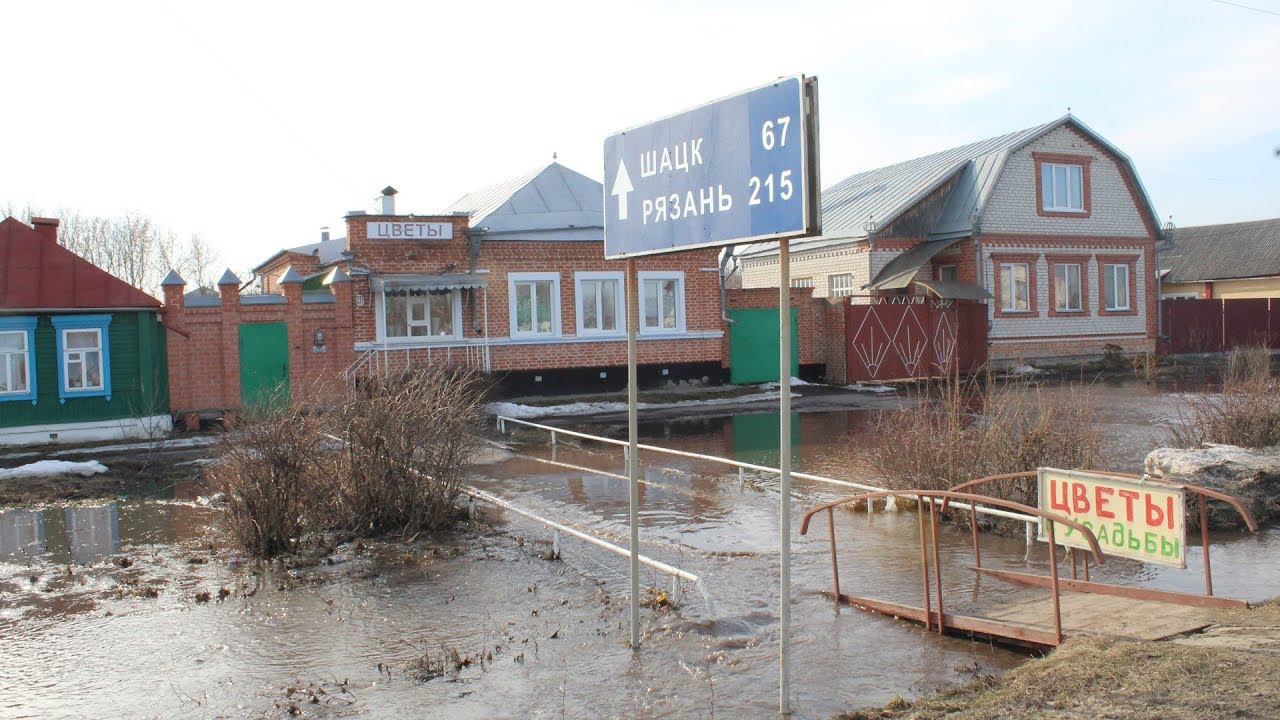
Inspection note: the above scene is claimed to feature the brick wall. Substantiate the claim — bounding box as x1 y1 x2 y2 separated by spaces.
162 275 355 422
724 287 847 381
739 243 870 299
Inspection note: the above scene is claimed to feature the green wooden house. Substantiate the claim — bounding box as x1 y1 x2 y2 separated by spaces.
0 217 170 446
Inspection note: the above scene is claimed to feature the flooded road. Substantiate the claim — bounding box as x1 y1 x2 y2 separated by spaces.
1 379 1275 718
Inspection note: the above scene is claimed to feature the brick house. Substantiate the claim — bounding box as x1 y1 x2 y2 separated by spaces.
166 163 726 416
737 115 1162 371
0 217 170 445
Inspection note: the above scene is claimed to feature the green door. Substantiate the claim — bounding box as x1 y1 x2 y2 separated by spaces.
239 322 290 409
728 308 800 384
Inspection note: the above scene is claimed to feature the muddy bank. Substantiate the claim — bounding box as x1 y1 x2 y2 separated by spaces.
838 603 1280 720
0 454 211 506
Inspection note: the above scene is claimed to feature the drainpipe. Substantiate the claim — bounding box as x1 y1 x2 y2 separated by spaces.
719 246 736 324
468 224 485 333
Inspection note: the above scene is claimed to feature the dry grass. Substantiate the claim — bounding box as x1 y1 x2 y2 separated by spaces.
835 633 1280 720
1168 347 1280 449
864 375 1102 511
210 365 489 558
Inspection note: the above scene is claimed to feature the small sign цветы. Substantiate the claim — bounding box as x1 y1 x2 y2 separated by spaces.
367 222 453 240
1037 468 1186 568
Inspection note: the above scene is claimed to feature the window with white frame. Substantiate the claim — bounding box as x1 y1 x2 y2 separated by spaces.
509 272 560 337
1000 263 1031 312
0 329 32 397
51 315 112 401
63 329 103 391
383 290 459 339
937 265 957 282
575 272 623 335
639 271 685 332
828 273 854 296
1104 264 1130 310
789 277 814 288
1040 163 1085 212
1053 263 1083 312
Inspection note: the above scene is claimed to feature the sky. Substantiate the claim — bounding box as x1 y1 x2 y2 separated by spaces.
2 0 1277 274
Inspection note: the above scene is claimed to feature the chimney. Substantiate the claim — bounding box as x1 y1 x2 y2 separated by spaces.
379 186 398 215
30 217 60 245
321 226 330 243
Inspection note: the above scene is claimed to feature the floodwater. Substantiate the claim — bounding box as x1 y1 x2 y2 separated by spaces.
1 379 1276 719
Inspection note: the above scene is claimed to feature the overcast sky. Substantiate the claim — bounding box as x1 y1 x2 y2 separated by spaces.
2 0 1277 274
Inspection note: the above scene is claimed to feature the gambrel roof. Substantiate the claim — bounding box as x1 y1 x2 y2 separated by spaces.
743 115 1160 258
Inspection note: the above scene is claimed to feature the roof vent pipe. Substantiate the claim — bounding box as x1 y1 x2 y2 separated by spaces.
320 226 330 243
380 186 398 215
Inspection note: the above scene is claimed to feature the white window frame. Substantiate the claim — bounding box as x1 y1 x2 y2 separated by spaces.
937 265 958 282
379 289 463 342
0 330 32 397
62 327 104 392
1104 264 1131 311
508 272 562 338
1053 263 1083 312
1000 263 1031 312
574 271 625 336
1041 162 1085 212
789 277 814 289
828 273 854 297
638 271 686 334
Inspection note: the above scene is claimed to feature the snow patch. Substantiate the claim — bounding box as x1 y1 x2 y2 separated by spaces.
1009 365 1042 376
757 377 811 389
0 460 109 480
843 383 896 394
489 391 790 420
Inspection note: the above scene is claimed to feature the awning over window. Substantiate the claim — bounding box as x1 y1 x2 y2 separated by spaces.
371 273 488 293
912 278 993 301
864 237 965 290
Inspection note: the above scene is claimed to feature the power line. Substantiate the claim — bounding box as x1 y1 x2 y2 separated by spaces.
1211 0 1280 17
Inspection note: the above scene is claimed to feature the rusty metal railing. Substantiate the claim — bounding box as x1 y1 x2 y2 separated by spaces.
945 471 1259 600
800 489 1104 645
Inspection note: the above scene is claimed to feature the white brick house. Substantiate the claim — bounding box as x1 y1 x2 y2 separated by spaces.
738 115 1161 365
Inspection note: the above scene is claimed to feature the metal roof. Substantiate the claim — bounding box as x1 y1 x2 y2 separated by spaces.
865 237 966 290
443 162 603 241
1159 218 1280 283
0 217 160 310
742 115 1161 258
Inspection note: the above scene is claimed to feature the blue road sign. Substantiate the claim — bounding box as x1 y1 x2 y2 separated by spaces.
604 76 817 259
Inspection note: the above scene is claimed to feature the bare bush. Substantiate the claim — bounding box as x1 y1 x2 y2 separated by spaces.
210 402 329 557
327 367 488 537
865 375 1102 509
211 366 488 558
1169 347 1280 449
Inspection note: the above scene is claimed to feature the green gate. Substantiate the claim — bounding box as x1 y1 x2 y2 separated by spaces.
238 322 290 409
728 308 799 384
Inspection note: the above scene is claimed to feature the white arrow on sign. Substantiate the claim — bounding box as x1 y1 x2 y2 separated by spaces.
611 160 634 221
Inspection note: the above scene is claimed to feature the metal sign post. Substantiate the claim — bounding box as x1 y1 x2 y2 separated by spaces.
603 75 819 716
626 258 641 649
777 237 793 714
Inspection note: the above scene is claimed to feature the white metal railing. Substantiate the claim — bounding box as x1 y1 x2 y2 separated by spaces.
321 430 711 612
495 415 1040 537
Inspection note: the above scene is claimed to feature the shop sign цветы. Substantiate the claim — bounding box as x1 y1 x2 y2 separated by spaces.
1037 468 1186 568
367 221 453 240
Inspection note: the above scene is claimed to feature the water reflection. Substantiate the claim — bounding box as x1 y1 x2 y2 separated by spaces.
0 509 46 561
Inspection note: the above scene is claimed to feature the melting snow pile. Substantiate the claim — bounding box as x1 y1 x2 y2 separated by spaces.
1009 365 1042 376
844 383 896 394
0 460 109 480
